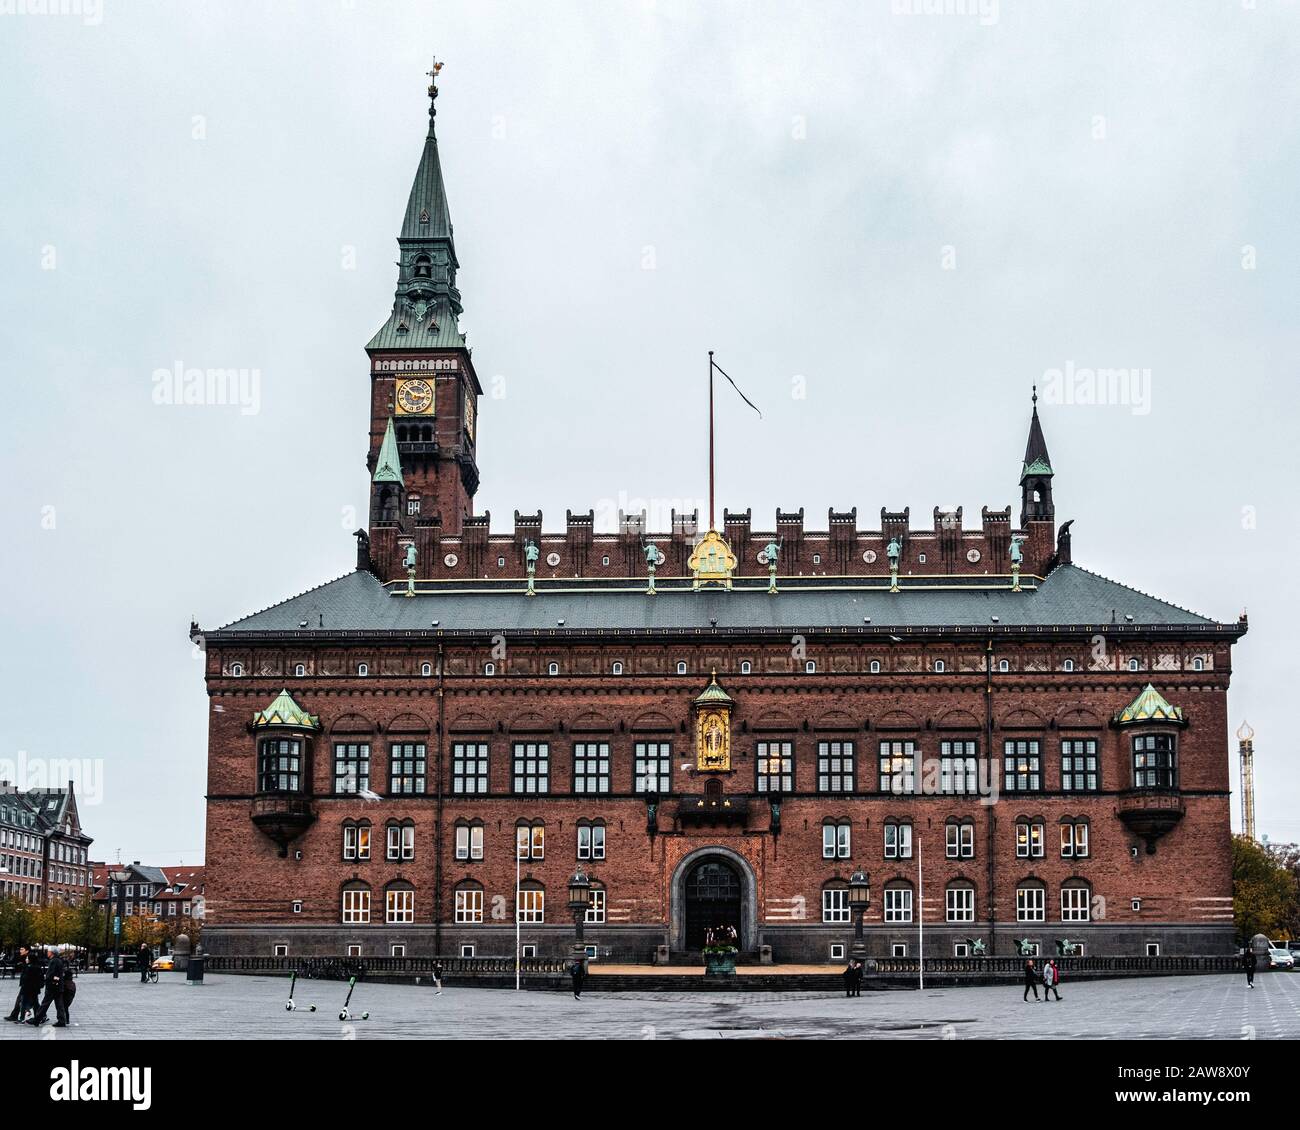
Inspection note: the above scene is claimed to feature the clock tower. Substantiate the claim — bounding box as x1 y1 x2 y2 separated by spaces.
364 64 482 578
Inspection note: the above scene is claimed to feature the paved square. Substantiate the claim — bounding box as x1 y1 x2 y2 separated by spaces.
0 971 1295 1040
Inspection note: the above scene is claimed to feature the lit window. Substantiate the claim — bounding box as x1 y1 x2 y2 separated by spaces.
1003 739 1041 792
341 887 370 924
879 740 916 794
585 888 606 924
516 823 545 861
389 743 426 795
1016 821 1045 859
756 741 793 793
386 888 414 924
517 888 545 924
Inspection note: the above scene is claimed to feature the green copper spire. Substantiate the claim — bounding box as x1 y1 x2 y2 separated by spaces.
373 417 404 484
1020 385 1054 482
1113 684 1185 726
368 65 467 352
252 690 320 731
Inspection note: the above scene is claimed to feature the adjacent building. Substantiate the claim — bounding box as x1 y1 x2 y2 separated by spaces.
0 781 93 906
196 76 1247 963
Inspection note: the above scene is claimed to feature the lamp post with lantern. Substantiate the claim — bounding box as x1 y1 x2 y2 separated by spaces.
567 866 592 959
848 867 872 960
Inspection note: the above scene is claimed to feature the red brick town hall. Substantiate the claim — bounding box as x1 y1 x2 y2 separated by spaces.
194 76 1246 965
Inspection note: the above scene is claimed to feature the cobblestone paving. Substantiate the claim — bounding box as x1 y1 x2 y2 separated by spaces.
0 971 1294 1040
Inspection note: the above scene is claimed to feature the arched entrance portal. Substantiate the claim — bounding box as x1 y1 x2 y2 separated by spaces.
683 860 742 950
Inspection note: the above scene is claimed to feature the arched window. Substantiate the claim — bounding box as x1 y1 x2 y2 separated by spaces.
517 880 545 924
1015 818 1045 859
516 820 545 860
676 660 687 675
485 662 496 676
945 819 974 860
1192 657 1204 671
1128 658 1140 671
946 881 975 923
454 881 484 924
884 819 913 860
229 662 244 677
342 820 371 862
998 659 1010 673
869 660 881 674
933 660 946 673
341 882 371 924
585 882 606 924
547 662 559 676
612 661 623 675
822 819 850 860
822 881 850 924
740 660 752 675
1060 880 1092 923
571 825 604 868
1062 659 1074 672
294 663 306 677
883 881 913 923
385 882 415 924
454 819 484 862
386 819 415 862
357 662 369 677
805 660 817 673
421 661 432 677
1060 819 1089 859
1015 881 1046 923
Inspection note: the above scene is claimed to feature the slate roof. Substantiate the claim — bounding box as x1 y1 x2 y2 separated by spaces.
206 563 1237 638
365 298 468 351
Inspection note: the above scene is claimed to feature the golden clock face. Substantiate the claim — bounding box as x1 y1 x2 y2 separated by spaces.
464 391 476 440
396 378 434 415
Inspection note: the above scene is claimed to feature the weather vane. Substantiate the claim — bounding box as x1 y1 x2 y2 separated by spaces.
427 56 444 89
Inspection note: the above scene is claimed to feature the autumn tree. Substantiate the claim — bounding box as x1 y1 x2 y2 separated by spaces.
1234 835 1298 943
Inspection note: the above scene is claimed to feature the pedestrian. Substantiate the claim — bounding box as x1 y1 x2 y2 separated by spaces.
852 959 865 997
1042 958 1061 1002
570 956 585 1000
18 950 43 1023
138 941 152 983
29 948 68 1027
1243 947 1257 988
3 946 31 1021
843 958 856 997
60 963 77 1027
432 960 443 996
1022 957 1040 1002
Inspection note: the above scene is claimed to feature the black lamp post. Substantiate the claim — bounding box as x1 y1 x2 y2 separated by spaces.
567 866 592 956
849 867 872 959
110 869 130 980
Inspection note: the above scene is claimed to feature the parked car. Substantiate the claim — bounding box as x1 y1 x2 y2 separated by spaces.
99 953 138 972
151 956 176 972
1267 947 1294 970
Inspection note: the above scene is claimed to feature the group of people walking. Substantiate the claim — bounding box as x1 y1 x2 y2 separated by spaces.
1022 957 1063 1001
842 959 865 996
4 945 76 1027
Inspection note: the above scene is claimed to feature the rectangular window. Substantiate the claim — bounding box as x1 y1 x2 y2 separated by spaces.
386 888 414 924
1061 822 1089 859
1133 734 1177 789
334 742 370 794
939 740 978 795
1016 887 1045 922
585 888 606 924
455 888 483 924
259 738 302 792
634 742 671 794
342 824 370 861
573 743 611 794
512 742 550 795
517 824 545 861
517 889 545 924
817 741 855 793
1061 738 1099 791
821 822 850 859
389 743 427 795
884 822 913 860
878 740 917 794
1061 887 1091 922
822 887 851 924
386 824 414 861
342 888 370 924
452 743 489 795
946 887 975 923
1016 822 1044 859
455 824 483 861
1003 739 1041 792
577 824 606 861
946 823 974 859
756 741 793 793
884 888 913 923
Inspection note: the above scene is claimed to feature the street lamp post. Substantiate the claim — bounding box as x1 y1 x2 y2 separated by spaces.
110 869 130 980
567 866 592 958
848 868 872 960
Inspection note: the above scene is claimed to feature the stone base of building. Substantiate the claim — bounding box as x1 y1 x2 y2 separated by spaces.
204 922 1236 963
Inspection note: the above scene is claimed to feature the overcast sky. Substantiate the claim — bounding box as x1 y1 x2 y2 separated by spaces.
1 1 1297 862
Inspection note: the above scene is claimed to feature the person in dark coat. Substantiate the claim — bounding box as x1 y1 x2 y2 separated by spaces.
432 961 444 995
843 960 855 997
570 957 585 1000
18 950 45 1023
1243 947 1257 988
3 946 32 1021
852 960 864 997
1022 958 1040 1002
138 941 152 983
30 949 69 1026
